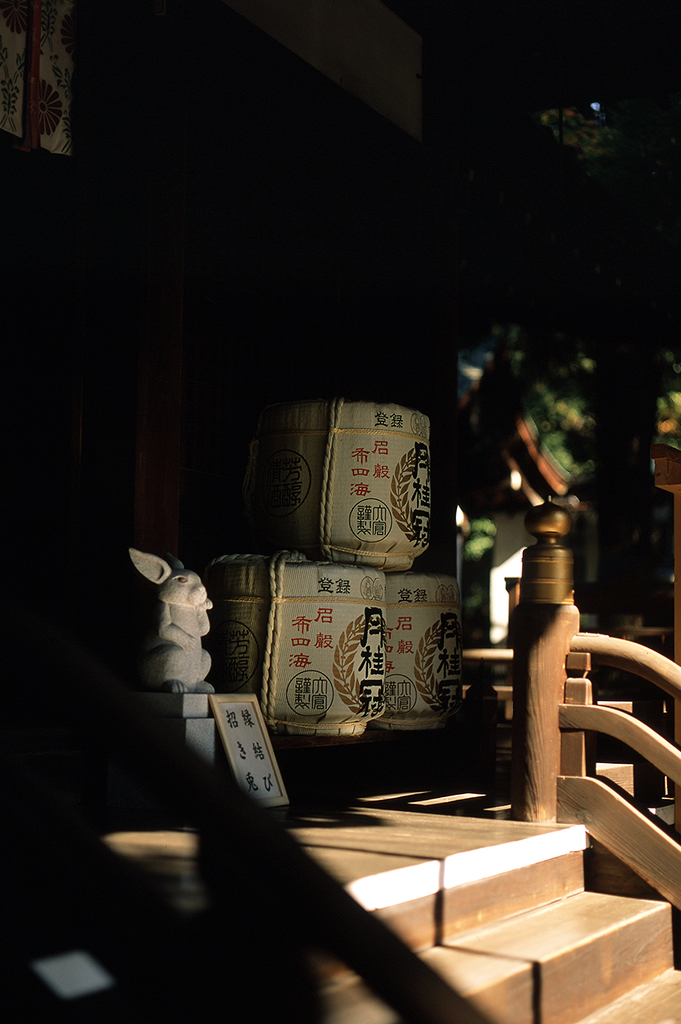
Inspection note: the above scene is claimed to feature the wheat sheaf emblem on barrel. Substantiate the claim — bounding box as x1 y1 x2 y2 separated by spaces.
414 618 462 715
332 610 386 719
390 443 430 548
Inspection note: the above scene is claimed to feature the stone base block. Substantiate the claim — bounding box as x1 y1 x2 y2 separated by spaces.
107 693 217 810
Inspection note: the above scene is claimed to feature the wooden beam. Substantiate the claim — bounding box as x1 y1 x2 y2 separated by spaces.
221 0 422 139
558 775 681 910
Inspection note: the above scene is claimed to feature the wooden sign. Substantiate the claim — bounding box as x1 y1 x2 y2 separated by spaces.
209 694 289 808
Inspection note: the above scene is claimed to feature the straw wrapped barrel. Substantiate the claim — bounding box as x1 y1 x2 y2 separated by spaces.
243 398 431 571
371 571 463 730
205 552 388 736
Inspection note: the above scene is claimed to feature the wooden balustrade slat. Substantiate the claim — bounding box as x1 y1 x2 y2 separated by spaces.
560 729 593 778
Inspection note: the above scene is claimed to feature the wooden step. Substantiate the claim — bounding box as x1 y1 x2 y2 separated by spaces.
319 892 674 1024
301 808 672 1024
103 809 678 1024
576 967 681 1023
320 944 534 1024
289 806 587 960
103 810 587 944
443 891 673 1024
440 849 585 942
309 852 586 988
290 807 589 907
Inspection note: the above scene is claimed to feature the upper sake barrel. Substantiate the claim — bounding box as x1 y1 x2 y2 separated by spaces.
243 398 431 571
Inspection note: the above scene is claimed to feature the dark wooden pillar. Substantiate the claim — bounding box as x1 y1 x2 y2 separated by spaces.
133 7 188 557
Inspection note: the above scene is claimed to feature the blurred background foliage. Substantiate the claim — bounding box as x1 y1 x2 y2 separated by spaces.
457 94 681 644
536 95 681 248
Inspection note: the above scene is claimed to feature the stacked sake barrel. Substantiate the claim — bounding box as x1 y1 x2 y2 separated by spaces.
206 398 462 735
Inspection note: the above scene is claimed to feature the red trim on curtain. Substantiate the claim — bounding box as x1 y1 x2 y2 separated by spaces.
16 0 42 151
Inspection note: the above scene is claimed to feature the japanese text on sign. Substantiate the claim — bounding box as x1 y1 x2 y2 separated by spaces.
210 695 288 806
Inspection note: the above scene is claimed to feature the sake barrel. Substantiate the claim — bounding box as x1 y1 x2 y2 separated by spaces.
205 552 387 736
203 554 274 695
371 572 463 730
243 398 431 571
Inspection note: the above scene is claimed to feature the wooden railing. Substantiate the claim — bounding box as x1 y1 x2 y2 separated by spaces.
557 634 679 909
557 632 681 909
510 500 681 911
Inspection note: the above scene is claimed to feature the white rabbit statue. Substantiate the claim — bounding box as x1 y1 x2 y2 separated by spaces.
129 548 215 693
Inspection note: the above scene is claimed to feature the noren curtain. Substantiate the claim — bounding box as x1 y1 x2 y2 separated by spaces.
1 0 75 155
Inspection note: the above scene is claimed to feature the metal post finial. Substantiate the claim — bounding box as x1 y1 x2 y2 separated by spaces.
519 501 574 605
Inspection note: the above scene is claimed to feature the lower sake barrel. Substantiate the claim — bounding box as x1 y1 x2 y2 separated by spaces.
243 398 431 571
370 571 463 730
204 552 387 736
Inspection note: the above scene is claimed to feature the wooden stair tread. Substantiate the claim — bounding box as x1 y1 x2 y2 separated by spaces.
576 968 681 1023
290 806 583 860
289 807 587 910
444 892 672 1024
447 890 671 963
103 818 679 1024
320 892 674 1024
320 945 533 1024
422 946 533 1020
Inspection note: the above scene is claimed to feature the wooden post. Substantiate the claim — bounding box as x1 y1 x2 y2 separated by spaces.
651 443 681 832
134 8 188 557
561 655 596 779
510 503 580 822
505 576 521 697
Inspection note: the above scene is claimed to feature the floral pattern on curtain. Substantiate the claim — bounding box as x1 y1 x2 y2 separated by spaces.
0 0 75 155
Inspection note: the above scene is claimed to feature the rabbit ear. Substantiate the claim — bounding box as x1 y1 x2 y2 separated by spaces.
164 552 185 571
129 548 172 584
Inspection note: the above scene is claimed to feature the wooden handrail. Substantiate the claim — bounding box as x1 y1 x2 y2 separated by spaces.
559 703 681 790
509 502 681 907
570 632 681 700
568 631 681 828
463 649 513 662
465 636 681 695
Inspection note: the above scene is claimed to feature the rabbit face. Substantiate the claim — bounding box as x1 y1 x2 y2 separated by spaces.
162 571 213 611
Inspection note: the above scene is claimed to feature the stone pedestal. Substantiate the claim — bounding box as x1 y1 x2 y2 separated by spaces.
107 693 217 810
